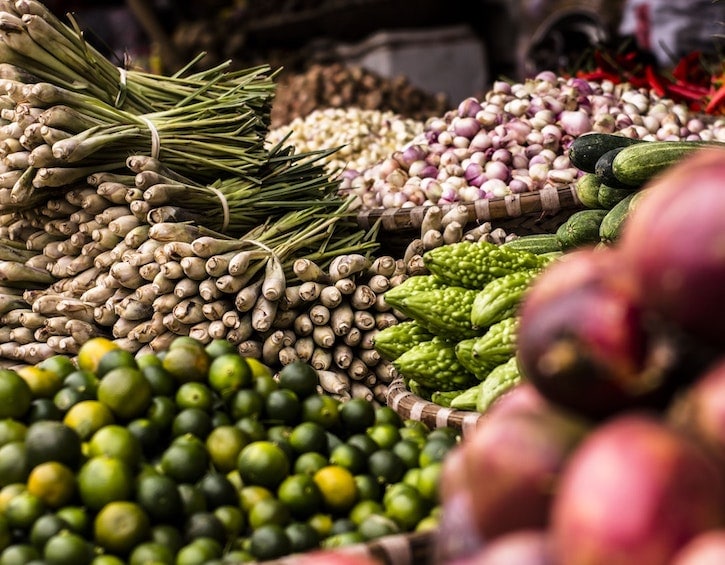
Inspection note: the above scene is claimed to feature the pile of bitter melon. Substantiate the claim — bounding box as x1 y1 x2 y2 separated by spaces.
372 240 558 412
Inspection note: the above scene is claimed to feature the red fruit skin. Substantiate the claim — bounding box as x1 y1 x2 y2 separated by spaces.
670 530 725 565
619 148 725 349
447 530 554 565
668 357 725 463
442 405 589 543
551 414 725 565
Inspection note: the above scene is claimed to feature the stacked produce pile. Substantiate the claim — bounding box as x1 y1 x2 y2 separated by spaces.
0 336 452 562
267 107 424 179
341 73 725 210
270 63 450 129
437 148 725 564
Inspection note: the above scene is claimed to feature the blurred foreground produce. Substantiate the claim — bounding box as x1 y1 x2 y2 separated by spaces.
0 336 451 562
438 147 725 565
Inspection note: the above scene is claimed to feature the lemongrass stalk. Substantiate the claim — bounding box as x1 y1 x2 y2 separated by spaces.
152 293 182 315
311 325 335 349
80 284 115 305
172 297 206 325
308 304 331 327
348 358 371 381
333 344 353 370
407 256 427 276
261 255 285 302
188 322 212 345
334 278 356 295
138 262 160 282
56 298 95 324
318 370 350 396
127 313 164 343
95 182 131 205
279 346 299 366
201 299 230 322
317 286 342 309
112 317 137 338
0 305 27 324
298 282 323 303
221 310 240 329
351 285 376 311
293 258 328 283
198 279 221 302
124 226 152 250
180 256 207 281
375 312 399 330
233 278 262 313
262 330 286 366
226 315 252 345
353 310 375 332
330 302 354 336
91 227 121 249
109 261 144 289
173 278 199 300
132 283 158 305
287 333 312 361
367 275 391 296
251 294 277 333
0 259 54 285
115 299 153 321
161 312 190 335
65 253 92 276
108 215 140 237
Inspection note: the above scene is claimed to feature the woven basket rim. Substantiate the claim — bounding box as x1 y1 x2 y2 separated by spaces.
356 184 581 232
386 376 483 436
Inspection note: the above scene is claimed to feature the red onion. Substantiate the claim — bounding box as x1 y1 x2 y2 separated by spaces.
481 178 508 197
458 97 483 118
619 148 725 349
464 162 484 182
484 160 509 181
559 110 592 137
453 116 481 139
551 415 725 565
490 148 512 164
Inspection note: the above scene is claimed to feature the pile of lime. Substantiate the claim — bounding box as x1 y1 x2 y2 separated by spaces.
0 336 455 564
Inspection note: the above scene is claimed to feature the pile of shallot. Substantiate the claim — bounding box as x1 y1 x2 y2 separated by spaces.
438 147 725 565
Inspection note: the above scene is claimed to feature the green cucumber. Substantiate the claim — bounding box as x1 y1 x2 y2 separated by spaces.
599 192 636 243
595 147 640 189
612 140 725 187
499 234 561 254
573 173 602 209
597 183 633 209
556 209 609 250
568 133 644 174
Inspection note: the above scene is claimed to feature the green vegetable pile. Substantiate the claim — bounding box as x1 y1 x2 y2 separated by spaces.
374 239 555 413
0 335 451 563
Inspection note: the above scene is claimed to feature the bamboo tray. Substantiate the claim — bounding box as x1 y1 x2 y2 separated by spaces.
387 376 483 437
261 529 437 565
355 184 582 234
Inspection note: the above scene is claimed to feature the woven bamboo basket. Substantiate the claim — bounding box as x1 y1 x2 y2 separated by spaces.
261 530 438 565
355 184 581 234
387 376 484 437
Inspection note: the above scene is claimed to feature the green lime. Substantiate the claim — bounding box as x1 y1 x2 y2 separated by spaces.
264 389 300 426
237 441 289 490
368 450 406 485
419 439 455 468
367 424 401 450
175 382 215 412
374 406 402 427
306 513 333 539
277 362 319 399
177 484 207 518
37 356 76 380
29 514 69 550
248 524 291 561
175 538 222 565
171 408 213 440
330 517 356 535
205 425 249 474
96 348 138 379
88 424 142 469
349 499 383 527
127 418 162 458
128 541 174 565
135 473 184 524
162 343 211 384
4 490 45 529
77 456 134 511
208 354 252 398
393 439 422 470
55 506 90 537
357 513 401 540
354 474 382 501
320 531 365 548
24 420 82 470
97 367 153 420
147 395 177 432
235 417 266 442
93 501 151 555
417 462 443 503
346 433 379 457
288 421 328 455
284 522 319 553
213 505 245 540
150 524 184 554
0 370 32 420
184 512 227 545
62 370 98 394
228 389 264 421
44 532 95 564
205 339 236 359
27 399 63 423
277 474 322 519
301 395 340 430
253 374 278 399
329 443 366 474
141 365 176 397
160 435 209 484
0 544 40 565
0 420 25 448
293 452 328 476
248 497 291 530
339 398 376 435
0 442 28 487
196 473 239 509
238 485 273 514
53 386 92 414
313 465 357 514
384 487 429 530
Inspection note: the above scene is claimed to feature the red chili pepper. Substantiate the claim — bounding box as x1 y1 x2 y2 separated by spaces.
645 66 667 97
705 83 725 114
